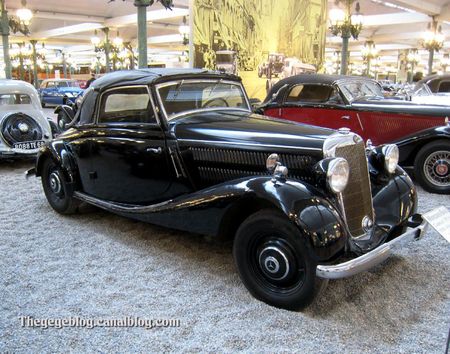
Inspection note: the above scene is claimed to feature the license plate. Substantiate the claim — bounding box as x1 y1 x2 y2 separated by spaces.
13 140 46 150
423 206 450 243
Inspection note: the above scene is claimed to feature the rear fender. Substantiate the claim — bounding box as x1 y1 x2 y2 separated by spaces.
35 141 77 183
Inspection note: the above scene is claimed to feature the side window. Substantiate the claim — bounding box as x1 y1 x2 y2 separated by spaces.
285 84 334 103
98 87 155 124
437 81 450 93
46 82 55 88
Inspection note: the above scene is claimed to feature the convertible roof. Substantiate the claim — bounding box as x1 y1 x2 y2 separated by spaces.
91 68 240 92
266 74 375 102
417 74 450 92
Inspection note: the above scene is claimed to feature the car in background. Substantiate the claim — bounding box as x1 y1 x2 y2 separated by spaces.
406 75 450 106
0 80 54 159
39 79 83 107
417 73 450 94
282 58 316 79
258 53 285 78
29 68 439 310
215 50 238 75
258 74 450 193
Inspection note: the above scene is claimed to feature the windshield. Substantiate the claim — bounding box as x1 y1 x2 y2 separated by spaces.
157 80 250 120
56 81 79 88
338 80 384 102
216 54 234 63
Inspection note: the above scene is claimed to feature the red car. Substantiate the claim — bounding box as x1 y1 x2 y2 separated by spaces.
258 74 450 194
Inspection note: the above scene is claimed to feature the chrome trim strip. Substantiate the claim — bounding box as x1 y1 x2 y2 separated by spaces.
316 217 429 279
356 113 364 131
177 139 323 151
74 191 173 213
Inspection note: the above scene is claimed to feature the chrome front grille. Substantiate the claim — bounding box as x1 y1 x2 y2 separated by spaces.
335 140 374 237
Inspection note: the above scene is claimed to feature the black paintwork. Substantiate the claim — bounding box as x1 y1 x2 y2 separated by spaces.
36 69 418 263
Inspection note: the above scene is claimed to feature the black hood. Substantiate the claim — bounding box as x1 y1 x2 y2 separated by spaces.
170 109 335 156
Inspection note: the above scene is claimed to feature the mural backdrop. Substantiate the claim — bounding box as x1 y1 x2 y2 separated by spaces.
193 0 328 100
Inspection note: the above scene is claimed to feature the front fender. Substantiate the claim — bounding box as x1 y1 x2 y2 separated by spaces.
372 167 417 231
395 125 450 166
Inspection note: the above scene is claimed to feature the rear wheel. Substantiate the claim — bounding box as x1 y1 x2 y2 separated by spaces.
41 158 80 214
414 140 450 194
233 210 319 310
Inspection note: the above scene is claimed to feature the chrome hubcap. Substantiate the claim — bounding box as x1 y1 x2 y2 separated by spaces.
258 246 290 281
49 171 62 195
424 150 450 187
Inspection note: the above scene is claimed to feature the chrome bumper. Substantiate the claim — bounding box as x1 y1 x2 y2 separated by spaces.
316 215 428 279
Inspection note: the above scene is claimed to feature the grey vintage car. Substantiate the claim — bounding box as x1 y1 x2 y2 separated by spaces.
0 80 54 159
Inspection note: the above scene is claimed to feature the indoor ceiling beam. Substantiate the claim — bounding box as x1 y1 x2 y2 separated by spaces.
362 12 429 26
104 7 188 28
31 23 104 40
6 8 105 23
147 34 182 44
387 0 442 15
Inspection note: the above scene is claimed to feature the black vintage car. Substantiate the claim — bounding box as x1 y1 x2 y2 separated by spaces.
31 69 433 310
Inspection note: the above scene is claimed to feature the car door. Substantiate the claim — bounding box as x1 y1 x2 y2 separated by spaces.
75 85 174 204
266 83 363 135
42 81 60 105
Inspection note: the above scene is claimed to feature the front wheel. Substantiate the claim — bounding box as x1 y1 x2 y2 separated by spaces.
414 140 450 194
41 158 80 214
233 210 319 310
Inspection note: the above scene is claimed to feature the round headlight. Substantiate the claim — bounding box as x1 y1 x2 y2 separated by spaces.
327 158 350 193
382 144 399 174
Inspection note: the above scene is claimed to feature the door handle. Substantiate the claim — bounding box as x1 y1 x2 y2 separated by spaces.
341 115 351 120
146 147 162 154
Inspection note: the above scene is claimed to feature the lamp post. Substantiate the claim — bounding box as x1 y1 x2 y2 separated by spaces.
179 16 189 46
361 40 378 78
441 53 450 73
91 28 118 73
331 51 341 74
0 0 33 79
406 48 420 83
329 0 363 75
422 17 444 75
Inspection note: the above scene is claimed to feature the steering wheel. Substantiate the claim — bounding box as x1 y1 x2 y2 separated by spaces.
202 97 229 108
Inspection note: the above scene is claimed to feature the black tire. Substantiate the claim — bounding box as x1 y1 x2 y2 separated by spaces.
41 158 80 214
414 140 450 194
233 209 319 310
41 100 46 108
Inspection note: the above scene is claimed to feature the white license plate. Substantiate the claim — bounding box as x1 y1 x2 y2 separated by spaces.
13 140 46 150
423 206 450 243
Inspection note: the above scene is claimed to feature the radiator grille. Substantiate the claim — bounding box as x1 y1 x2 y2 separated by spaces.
335 141 373 236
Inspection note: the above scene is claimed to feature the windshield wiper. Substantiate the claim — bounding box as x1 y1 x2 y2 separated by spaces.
173 80 185 99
